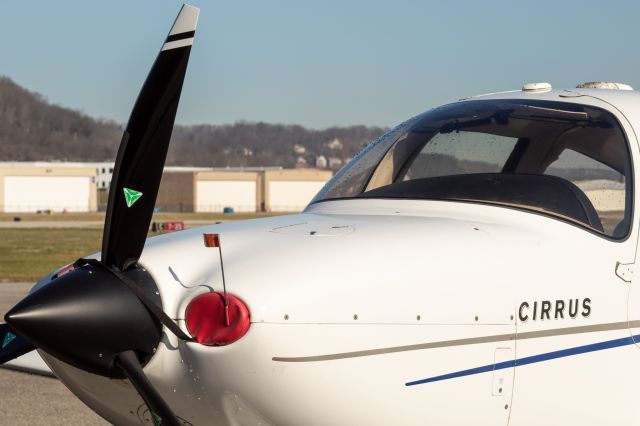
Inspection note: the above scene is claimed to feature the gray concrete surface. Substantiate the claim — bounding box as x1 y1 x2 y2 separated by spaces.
0 221 104 228
0 282 108 425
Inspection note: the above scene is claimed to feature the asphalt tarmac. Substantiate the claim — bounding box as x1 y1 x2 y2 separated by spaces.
0 282 108 425
0 220 214 229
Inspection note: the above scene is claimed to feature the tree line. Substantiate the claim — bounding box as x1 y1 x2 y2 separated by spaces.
0 76 387 168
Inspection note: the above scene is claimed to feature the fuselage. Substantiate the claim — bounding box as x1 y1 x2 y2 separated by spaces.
40 88 640 425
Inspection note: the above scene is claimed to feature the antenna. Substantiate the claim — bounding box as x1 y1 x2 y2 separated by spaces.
203 233 230 326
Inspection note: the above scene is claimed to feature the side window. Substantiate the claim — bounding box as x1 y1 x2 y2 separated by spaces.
310 115 421 202
546 149 626 236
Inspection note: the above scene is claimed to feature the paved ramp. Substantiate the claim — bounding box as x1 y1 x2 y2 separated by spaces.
0 282 107 425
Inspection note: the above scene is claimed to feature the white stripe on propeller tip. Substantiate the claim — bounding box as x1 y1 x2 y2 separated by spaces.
162 38 194 51
169 4 199 35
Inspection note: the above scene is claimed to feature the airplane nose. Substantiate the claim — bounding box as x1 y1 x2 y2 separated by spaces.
5 263 162 377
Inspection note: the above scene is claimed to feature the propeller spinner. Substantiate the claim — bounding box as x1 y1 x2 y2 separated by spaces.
1 5 200 425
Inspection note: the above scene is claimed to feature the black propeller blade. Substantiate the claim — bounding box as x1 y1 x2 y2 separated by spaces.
2 4 200 425
0 323 34 365
102 4 199 272
116 350 181 426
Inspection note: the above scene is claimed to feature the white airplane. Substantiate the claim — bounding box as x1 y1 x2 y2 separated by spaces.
2 4 640 426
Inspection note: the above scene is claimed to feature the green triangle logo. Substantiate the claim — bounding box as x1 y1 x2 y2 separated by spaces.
3 332 15 349
152 412 162 426
123 187 143 208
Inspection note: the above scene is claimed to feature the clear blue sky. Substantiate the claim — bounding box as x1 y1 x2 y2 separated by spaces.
2 1 640 129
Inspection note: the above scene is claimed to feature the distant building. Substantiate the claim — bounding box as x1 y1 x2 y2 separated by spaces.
295 156 308 168
156 167 333 213
293 144 306 154
0 162 98 212
95 162 115 189
263 169 333 212
0 162 333 214
315 155 328 169
326 138 343 150
328 157 343 169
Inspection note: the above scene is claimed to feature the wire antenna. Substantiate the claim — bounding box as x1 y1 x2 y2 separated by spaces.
203 233 230 326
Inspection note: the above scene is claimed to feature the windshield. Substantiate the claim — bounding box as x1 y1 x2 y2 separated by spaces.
311 100 632 238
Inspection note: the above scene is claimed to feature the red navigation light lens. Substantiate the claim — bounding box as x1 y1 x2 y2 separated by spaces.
52 262 77 280
185 292 250 346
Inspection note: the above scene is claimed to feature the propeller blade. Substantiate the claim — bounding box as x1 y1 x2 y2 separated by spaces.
0 323 35 364
102 4 200 271
115 350 181 426
5 6 201 423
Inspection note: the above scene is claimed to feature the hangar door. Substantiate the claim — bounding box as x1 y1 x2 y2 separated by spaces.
4 176 91 212
196 181 256 213
268 181 326 212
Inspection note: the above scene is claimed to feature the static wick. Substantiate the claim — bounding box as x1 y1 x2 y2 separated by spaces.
203 233 230 326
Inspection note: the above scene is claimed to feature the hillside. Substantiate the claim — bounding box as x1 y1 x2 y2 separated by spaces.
0 76 387 169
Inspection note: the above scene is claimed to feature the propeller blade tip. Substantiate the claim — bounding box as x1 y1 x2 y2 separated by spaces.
171 4 200 35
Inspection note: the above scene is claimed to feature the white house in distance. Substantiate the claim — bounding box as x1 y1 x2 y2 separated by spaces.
315 155 328 169
326 138 343 150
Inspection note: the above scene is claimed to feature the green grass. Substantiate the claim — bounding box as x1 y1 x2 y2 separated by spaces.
0 212 283 282
0 228 103 282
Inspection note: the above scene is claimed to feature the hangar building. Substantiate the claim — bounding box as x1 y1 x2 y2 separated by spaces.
156 168 332 213
263 169 331 212
0 162 98 213
0 162 332 214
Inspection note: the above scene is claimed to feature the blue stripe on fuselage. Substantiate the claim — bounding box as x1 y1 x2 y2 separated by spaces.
405 333 639 387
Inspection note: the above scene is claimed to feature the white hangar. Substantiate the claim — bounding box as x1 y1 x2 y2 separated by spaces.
0 162 333 213
0 162 98 213
156 167 333 213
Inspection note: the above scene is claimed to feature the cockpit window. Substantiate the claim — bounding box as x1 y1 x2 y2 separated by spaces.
312 115 421 200
311 100 632 238
400 132 519 180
